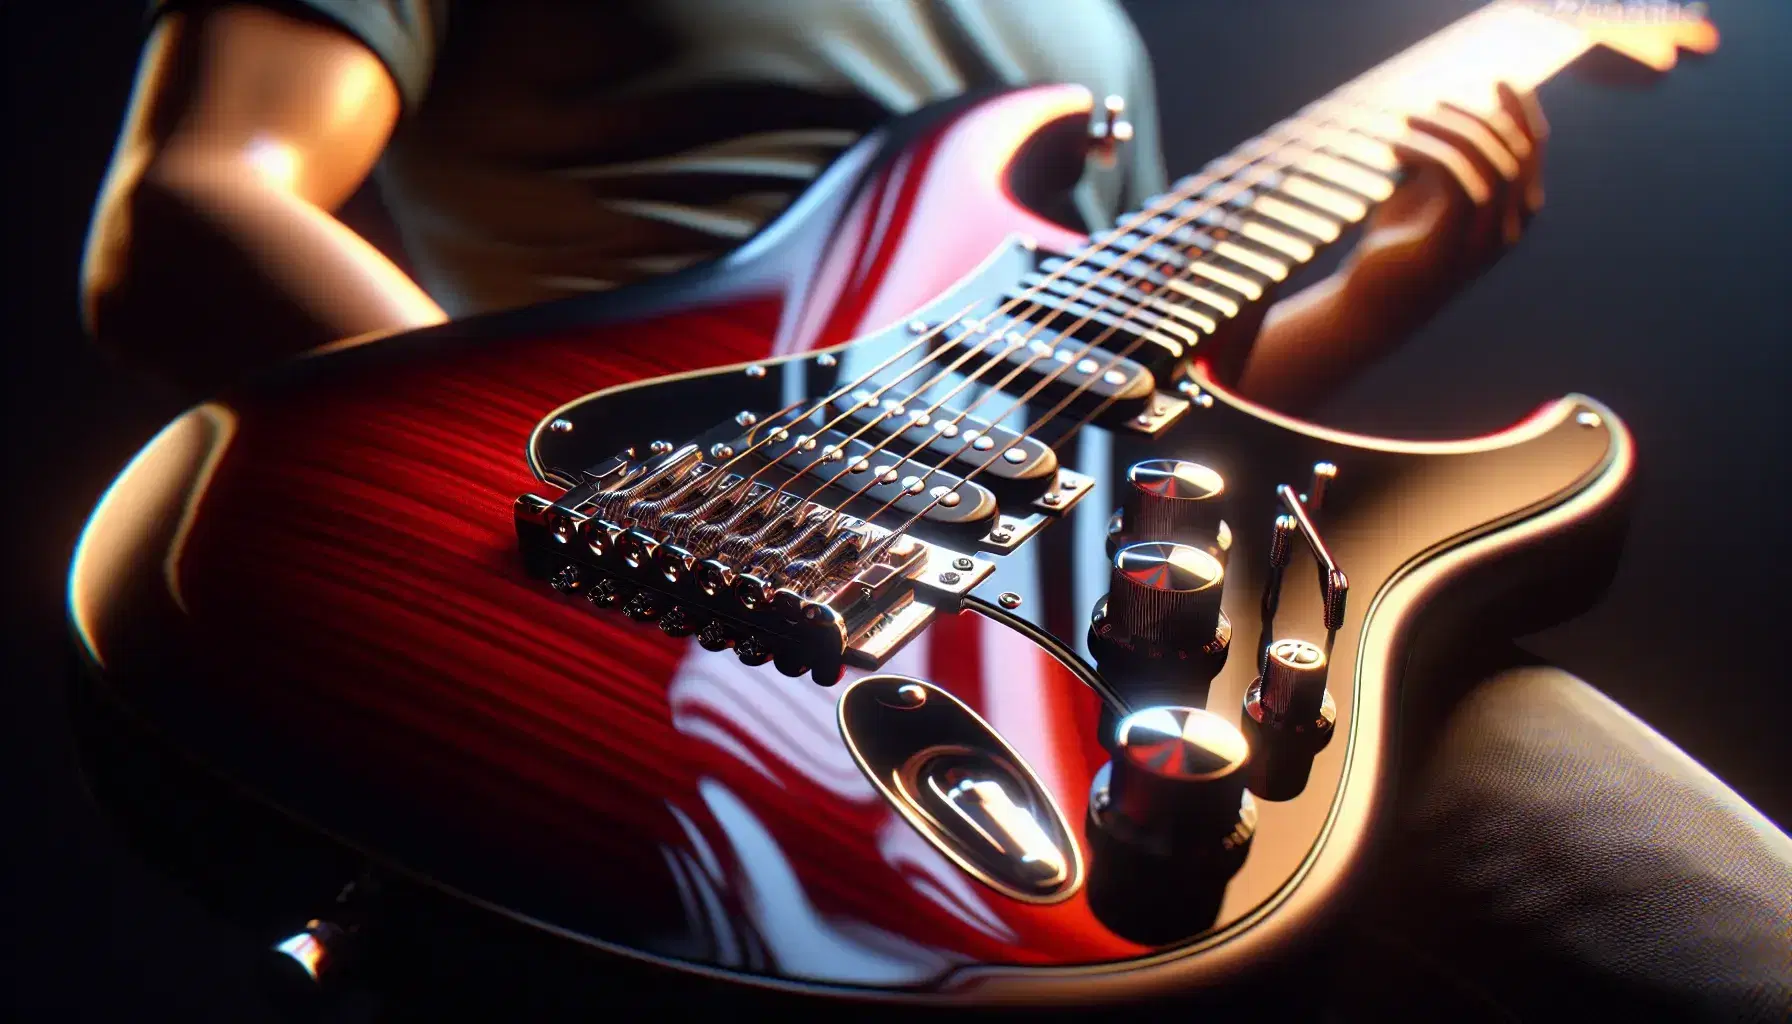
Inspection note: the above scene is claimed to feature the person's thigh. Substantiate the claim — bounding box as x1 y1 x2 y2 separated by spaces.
1324 660 1792 1020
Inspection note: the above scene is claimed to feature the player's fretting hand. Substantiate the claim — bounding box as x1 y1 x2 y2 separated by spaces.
1231 81 1549 412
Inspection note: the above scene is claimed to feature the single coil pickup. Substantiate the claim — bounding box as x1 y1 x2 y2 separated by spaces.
821 389 1058 493
937 317 1158 413
745 420 999 527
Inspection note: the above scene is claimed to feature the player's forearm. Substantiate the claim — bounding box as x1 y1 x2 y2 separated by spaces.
83 161 445 398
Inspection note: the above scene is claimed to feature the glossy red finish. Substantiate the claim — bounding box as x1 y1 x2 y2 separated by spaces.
68 82 1634 1002
72 86 1155 983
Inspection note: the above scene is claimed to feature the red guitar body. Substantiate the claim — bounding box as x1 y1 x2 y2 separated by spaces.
68 85 1634 1011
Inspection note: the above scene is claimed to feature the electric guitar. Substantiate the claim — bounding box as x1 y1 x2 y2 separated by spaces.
66 1 1717 1013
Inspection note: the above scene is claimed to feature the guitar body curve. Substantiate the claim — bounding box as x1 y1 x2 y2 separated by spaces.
68 83 1634 1009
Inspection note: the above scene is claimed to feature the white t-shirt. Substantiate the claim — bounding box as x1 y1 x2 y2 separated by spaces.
155 0 1165 316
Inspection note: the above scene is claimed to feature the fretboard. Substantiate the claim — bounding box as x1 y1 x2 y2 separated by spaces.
1009 0 1612 365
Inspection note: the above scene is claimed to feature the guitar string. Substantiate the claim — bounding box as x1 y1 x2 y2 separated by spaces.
841 142 1345 566
674 11 1479 561
666 133 1305 525
726 65 1452 550
841 27 1494 556
660 12 1473 520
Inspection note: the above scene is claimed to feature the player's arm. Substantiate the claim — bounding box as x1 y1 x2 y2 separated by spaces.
81 3 446 398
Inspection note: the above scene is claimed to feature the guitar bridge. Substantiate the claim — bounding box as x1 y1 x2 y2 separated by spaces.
514 445 994 685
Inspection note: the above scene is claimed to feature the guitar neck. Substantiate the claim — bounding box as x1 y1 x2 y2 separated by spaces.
1066 2 1602 345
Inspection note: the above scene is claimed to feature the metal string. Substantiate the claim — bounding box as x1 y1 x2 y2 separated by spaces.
844 24 1488 553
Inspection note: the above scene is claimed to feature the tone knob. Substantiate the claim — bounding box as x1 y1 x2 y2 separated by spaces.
1124 459 1225 540
1245 637 1337 740
1084 706 1257 945
1095 541 1228 661
1096 706 1255 849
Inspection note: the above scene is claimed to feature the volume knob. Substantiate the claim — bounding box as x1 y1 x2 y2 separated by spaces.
1084 706 1256 944
1093 706 1255 851
1108 459 1231 564
1124 459 1225 539
1095 541 1229 661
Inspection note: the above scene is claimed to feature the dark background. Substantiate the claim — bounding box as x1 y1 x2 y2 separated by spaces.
7 0 1789 1018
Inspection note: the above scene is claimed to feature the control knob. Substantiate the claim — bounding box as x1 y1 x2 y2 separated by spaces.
1085 706 1257 943
1096 706 1254 848
1090 541 1231 665
1244 637 1336 739
1108 459 1231 562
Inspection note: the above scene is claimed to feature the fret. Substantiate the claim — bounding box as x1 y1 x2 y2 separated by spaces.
1163 278 1241 319
1136 216 1222 256
1275 175 1368 222
1050 0 1652 352
1238 218 1319 261
1187 259 1264 302
1250 193 1345 240
1154 204 1291 288
1212 240 1290 283
1293 151 1396 201
1300 124 1400 172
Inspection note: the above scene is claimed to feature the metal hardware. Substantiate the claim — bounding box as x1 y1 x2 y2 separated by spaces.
549 418 574 433
1090 707 1255 852
1277 484 1350 632
1245 638 1336 736
908 319 929 335
1269 514 1297 568
1119 459 1226 542
816 352 838 368
998 592 1023 609
1304 462 1337 515
839 676 1084 903
271 920 345 983
1091 541 1232 666
744 365 767 379
1089 94 1135 168
977 511 1049 553
735 410 757 427
1116 391 1191 437
1033 467 1095 514
709 443 735 459
518 447 996 682
648 439 675 455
